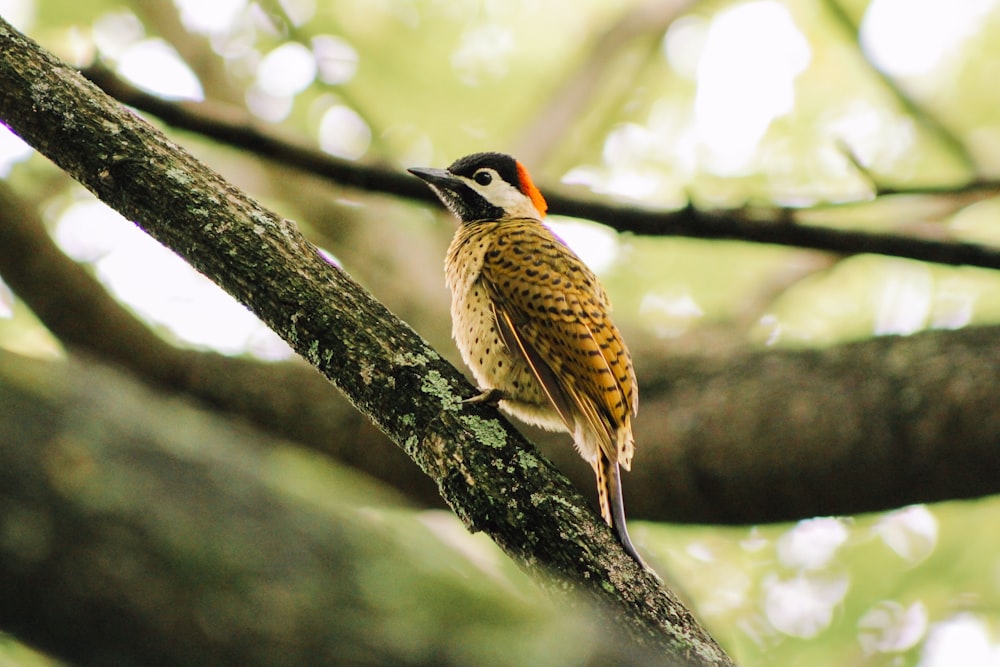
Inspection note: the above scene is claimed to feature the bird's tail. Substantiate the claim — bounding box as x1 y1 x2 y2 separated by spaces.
595 453 644 564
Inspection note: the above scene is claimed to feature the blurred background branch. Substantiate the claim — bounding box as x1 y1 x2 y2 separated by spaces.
2 175 999 528
84 65 1000 270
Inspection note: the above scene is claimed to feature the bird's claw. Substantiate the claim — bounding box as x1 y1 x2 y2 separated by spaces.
463 388 504 407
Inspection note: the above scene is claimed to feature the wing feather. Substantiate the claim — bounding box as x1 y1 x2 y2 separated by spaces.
479 220 637 463
491 303 576 431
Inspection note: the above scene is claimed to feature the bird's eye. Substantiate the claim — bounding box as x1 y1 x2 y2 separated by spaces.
473 170 493 186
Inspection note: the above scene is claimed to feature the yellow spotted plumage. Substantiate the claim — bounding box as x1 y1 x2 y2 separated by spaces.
410 152 641 563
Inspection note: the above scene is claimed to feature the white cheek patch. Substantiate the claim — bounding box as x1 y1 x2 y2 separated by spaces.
466 178 542 220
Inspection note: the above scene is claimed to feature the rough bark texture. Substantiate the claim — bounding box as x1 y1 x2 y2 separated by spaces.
0 18 734 666
0 180 439 507
0 349 664 667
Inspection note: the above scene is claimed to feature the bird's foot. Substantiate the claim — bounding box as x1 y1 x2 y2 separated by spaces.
463 387 505 407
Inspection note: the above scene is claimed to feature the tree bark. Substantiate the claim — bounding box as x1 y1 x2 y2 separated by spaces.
0 180 441 506
625 329 1000 523
0 349 665 667
3 175 1000 528
0 18 734 666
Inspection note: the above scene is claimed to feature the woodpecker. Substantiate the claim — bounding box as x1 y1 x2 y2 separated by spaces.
409 152 642 563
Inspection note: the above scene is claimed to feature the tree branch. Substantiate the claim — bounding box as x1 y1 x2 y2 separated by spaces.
4 176 1000 528
0 180 440 506
81 66 1000 271
0 18 733 665
0 349 664 667
621 327 1000 523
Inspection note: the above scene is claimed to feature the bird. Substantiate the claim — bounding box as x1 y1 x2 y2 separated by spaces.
409 152 642 563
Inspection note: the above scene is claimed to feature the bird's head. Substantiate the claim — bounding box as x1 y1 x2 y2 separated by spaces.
409 152 548 223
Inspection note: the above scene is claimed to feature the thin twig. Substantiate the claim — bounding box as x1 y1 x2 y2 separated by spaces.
821 0 977 171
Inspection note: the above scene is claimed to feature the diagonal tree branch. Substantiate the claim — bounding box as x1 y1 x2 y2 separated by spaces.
0 18 734 666
0 180 440 506
82 66 1000 271
0 348 663 667
4 175 1000 527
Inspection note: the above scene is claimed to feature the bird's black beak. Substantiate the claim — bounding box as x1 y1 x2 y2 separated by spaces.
408 166 464 211
407 167 457 189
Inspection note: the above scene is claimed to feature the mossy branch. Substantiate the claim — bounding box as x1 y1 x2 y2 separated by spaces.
0 18 734 666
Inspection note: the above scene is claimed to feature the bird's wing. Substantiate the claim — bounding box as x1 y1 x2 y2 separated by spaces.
479 220 637 465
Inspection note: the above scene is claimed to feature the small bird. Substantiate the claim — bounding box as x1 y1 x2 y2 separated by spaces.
409 152 642 562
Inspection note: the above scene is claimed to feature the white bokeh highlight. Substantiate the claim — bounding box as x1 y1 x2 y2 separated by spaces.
117 39 204 100
777 517 850 570
257 42 317 97
858 600 929 655
174 0 246 34
919 614 1000 667
875 505 939 564
692 1 811 175
319 105 371 159
764 572 850 638
861 0 996 77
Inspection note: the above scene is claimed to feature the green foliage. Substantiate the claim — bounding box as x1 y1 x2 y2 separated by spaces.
643 499 1000 666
